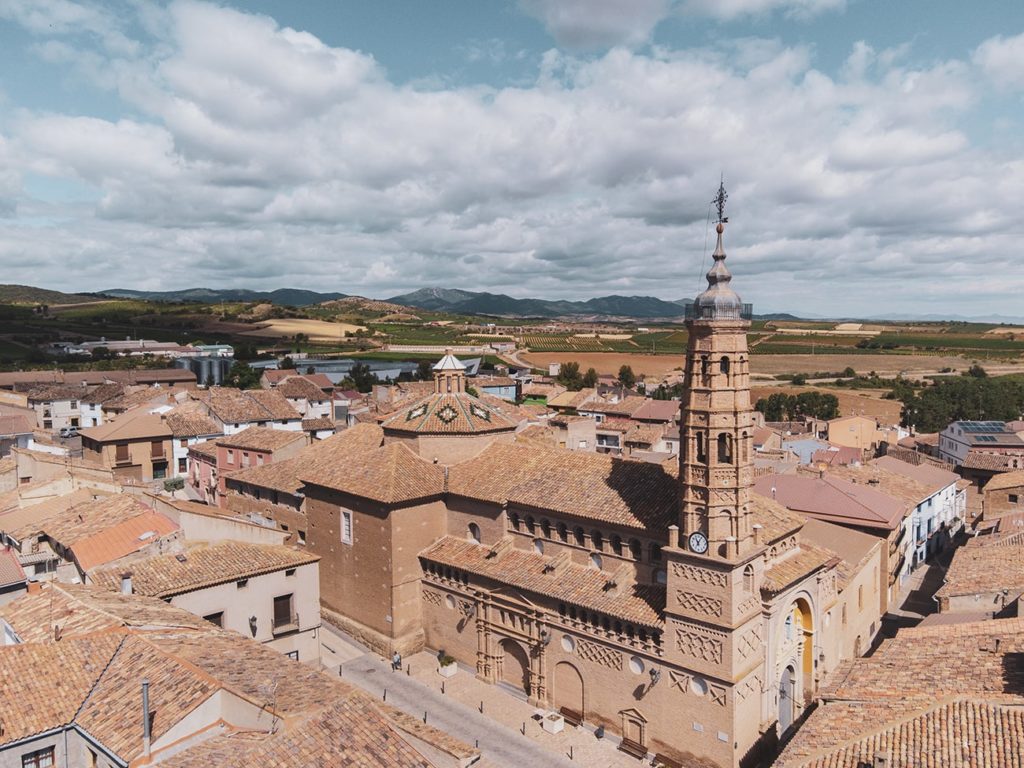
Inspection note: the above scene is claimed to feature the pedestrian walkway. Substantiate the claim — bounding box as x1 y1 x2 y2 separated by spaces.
321 623 640 768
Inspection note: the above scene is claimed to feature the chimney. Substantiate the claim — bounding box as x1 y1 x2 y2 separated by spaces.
142 679 152 758
120 572 133 595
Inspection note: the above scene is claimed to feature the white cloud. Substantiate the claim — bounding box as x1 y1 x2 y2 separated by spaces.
1 0 1022 317
681 0 845 21
973 32 1024 90
518 0 672 49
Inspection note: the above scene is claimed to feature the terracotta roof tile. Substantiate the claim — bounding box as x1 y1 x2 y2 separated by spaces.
985 469 1024 492
194 387 300 424
78 410 172 442
276 376 330 401
381 392 516 435
302 416 335 431
421 535 664 627
0 546 25 588
753 473 906 530
90 541 319 598
71 510 178 571
163 402 222 438
762 543 838 595
963 451 1024 471
217 425 306 452
935 543 1024 600
302 442 445 505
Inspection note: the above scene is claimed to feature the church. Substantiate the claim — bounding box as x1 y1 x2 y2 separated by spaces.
230 191 880 767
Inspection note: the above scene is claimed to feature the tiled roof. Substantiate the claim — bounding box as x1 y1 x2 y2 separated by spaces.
451 442 678 531
963 451 1024 471
810 446 861 466
195 387 300 424
631 399 680 423
778 617 1024 767
83 382 124 404
301 442 446 505
0 489 110 539
381 392 517 435
985 469 1024 492
11 494 171 547
547 388 597 410
188 439 219 459
624 424 665 446
872 454 959 491
762 543 838 595
79 410 172 442
421 535 665 627
302 416 335 431
0 413 33 436
217 425 306 452
753 473 906 530
935 543 1024 600
276 376 330 401
0 545 26 588
102 386 172 412
227 423 384 495
26 383 86 402
163 402 222 437
71 510 178 571
521 382 565 399
828 462 935 507
0 582 211 643
581 396 648 417
749 493 808 543
90 541 318 598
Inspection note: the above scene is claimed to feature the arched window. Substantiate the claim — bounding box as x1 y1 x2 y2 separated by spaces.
556 522 568 542
468 523 481 544
573 526 585 546
611 535 623 556
700 355 710 377
534 539 544 555
526 516 536 533
784 614 794 641
541 519 552 538
591 530 604 550
743 564 754 592
628 539 642 561
696 431 707 464
509 512 520 530
720 356 730 375
590 552 603 570
741 431 749 463
717 432 732 464
649 544 662 562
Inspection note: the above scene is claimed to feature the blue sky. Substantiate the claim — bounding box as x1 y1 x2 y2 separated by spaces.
1 0 1023 316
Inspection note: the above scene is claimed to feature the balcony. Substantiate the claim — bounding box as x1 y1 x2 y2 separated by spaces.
685 302 753 321
272 611 299 636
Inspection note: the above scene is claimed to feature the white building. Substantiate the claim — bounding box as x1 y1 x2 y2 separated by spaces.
938 420 1024 465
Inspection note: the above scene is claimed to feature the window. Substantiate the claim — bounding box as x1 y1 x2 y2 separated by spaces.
590 552 603 570
611 535 623 555
297 530 306 545
285 568 296 577
21 747 54 768
180 438 188 448
70 417 79 427
69 401 78 409
510 512 520 530
226 449 235 465
43 420 52 430
858 585 864 610
743 564 754 592
556 522 568 542
717 433 732 464
273 593 295 629
784 614 793 641
241 452 250 468
700 355 710 377
696 431 707 464
178 458 187 474
533 538 544 554
236 579 248 589
649 544 662 562
720 356 730 375
151 440 164 458
88 747 98 768
1011 494 1020 504
341 510 353 544
591 530 603 550
203 611 224 627
286 650 299 661
628 539 642 560
152 463 167 480
468 523 481 543
115 442 129 462
573 526 585 546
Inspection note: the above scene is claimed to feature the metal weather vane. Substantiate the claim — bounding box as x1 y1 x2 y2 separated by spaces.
713 178 729 225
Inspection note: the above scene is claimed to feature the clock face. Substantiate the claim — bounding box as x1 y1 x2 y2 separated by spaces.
688 531 709 554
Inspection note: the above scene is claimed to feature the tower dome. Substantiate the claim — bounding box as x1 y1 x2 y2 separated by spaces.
692 182 747 321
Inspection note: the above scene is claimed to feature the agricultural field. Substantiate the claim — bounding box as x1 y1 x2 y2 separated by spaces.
237 317 366 341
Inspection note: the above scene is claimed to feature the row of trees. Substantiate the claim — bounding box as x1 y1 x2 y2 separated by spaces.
897 372 1024 432
554 362 637 391
754 391 841 421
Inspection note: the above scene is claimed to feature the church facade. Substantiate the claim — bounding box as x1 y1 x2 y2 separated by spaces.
245 195 878 766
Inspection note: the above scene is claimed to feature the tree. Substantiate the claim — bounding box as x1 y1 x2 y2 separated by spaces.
842 367 856 377
966 364 988 378
416 360 433 381
582 367 599 388
556 361 583 391
755 392 792 421
348 363 377 393
466 385 479 397
224 361 260 389
280 356 296 369
306 366 316 375
897 376 1024 432
618 365 636 388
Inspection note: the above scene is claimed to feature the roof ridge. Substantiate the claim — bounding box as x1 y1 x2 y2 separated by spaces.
820 474 892 523
72 632 129 723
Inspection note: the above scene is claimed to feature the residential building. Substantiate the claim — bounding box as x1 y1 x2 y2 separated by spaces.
26 384 84 431
546 387 598 414
776 617 1024 767
935 538 1024 616
826 414 883 452
476 375 520 402
191 386 303 434
276 374 332 419
0 546 26 605
79 410 174 482
90 540 321 662
938 420 1024 465
982 470 1024 520
0 413 33 455
0 582 441 767
963 451 1024 487
188 426 307 506
0 368 196 391
163 402 223 476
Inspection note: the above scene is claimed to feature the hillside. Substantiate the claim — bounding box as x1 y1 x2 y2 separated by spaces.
386 288 689 319
0 284 98 305
101 287 348 306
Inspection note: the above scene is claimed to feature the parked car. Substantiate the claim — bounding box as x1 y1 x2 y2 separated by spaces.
58 427 78 438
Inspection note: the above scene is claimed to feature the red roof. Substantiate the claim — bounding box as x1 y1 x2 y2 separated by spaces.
72 511 178 572
0 547 26 588
753 473 906 530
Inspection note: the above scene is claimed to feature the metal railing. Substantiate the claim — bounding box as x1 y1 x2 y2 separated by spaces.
684 303 753 321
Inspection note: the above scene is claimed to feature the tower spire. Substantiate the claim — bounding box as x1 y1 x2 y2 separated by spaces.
694 179 744 321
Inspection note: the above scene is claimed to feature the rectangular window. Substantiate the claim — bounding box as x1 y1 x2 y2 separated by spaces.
178 458 187 473
298 529 307 545
226 449 234 465
69 401 78 409
257 453 264 464
286 650 299 661
341 510 353 544
152 463 167 479
115 443 130 462
22 748 55 768
285 568 296 577
43 420 52 430
273 593 294 629
241 452 250 468
236 578 248 589
70 417 79 427
1011 494 1020 504
151 440 164 458
180 438 188 448
203 611 224 628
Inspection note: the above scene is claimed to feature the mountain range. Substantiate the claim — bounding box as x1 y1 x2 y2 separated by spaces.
101 287 348 306
384 287 692 318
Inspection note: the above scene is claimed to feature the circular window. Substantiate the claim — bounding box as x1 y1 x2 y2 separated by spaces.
534 539 544 555
444 595 455 610
561 635 576 653
590 552 603 570
629 656 645 675
690 676 708 696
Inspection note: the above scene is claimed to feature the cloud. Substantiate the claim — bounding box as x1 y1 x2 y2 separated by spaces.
680 0 845 22
1 0 1022 317
518 0 672 49
973 32 1024 90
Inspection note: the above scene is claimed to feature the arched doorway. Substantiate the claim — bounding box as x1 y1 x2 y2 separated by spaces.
795 598 814 702
500 639 531 694
553 662 584 720
778 665 796 733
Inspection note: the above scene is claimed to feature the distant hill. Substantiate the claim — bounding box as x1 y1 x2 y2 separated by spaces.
101 288 348 307
386 288 690 319
0 284 98 305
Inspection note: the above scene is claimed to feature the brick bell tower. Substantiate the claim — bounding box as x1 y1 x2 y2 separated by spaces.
663 184 767 762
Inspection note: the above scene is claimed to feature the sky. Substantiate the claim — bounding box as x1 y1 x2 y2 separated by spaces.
1 0 1023 316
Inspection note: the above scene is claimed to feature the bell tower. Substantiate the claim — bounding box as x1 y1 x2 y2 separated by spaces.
663 184 765 733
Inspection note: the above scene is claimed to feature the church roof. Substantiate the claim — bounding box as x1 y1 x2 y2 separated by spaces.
300 442 446 505
381 392 516 435
433 351 466 371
